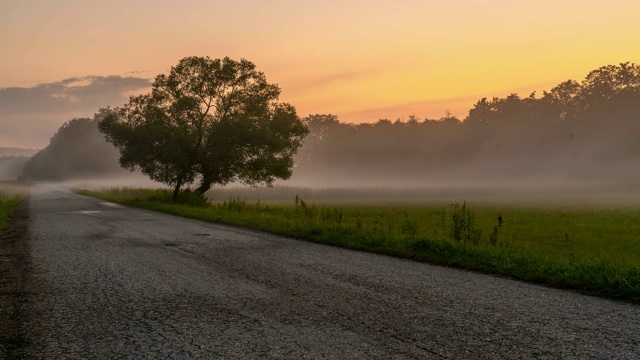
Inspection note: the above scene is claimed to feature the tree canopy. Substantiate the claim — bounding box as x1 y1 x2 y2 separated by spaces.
99 56 309 199
22 109 123 181
290 62 640 187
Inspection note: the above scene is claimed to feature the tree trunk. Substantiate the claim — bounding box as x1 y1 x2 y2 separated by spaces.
195 178 211 195
172 178 183 201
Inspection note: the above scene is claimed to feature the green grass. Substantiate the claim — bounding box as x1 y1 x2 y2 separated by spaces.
0 183 25 232
77 187 640 303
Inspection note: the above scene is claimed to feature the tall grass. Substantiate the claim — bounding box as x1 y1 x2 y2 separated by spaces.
77 187 640 303
0 183 25 232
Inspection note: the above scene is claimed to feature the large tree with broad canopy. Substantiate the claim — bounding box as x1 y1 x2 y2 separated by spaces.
99 56 308 199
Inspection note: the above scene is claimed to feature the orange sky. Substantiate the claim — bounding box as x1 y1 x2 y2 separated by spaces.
1 0 640 148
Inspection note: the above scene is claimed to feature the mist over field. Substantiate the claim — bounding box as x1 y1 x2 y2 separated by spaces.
3 62 639 204
287 116 640 190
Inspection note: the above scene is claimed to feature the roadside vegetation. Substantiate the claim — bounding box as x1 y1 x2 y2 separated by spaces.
78 187 640 303
0 182 26 232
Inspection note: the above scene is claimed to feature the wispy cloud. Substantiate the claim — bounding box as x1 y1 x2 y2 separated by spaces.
0 75 151 115
0 75 151 148
288 69 384 93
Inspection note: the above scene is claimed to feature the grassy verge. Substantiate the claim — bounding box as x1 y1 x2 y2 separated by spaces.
0 183 25 232
77 187 640 303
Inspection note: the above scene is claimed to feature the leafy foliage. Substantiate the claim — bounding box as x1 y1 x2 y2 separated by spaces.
293 62 640 186
22 109 123 180
99 56 309 199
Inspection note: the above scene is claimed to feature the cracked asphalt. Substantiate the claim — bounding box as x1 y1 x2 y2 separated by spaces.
3 184 640 359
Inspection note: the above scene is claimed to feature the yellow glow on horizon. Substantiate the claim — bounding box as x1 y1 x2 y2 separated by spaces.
1 0 640 130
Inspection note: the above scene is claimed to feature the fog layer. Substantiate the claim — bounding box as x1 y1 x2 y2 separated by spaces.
20 62 640 198
290 63 640 191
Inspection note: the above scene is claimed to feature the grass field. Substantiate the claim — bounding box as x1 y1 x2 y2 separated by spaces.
77 186 640 303
0 182 26 232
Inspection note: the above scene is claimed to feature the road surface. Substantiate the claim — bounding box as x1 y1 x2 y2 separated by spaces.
2 184 639 358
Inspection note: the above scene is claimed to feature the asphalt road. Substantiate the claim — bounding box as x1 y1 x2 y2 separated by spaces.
3 184 640 359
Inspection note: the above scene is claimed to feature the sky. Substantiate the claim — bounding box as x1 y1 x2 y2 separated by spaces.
1 0 639 149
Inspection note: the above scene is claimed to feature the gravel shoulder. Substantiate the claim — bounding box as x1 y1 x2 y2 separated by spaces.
3 184 640 359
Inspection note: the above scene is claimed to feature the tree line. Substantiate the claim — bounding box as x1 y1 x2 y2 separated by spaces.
293 62 640 186
22 110 124 181
22 61 640 189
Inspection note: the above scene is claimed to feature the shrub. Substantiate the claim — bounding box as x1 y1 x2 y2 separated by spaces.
450 202 482 245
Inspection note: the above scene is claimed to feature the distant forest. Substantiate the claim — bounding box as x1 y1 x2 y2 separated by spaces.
0 148 36 181
293 62 640 187
20 62 640 188
21 109 125 181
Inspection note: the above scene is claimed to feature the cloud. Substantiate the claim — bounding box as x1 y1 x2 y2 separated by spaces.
288 69 384 94
306 70 382 90
0 75 151 115
0 75 151 148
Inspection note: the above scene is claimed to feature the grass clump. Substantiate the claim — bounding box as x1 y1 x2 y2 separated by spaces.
0 185 25 232
449 202 482 245
76 187 640 303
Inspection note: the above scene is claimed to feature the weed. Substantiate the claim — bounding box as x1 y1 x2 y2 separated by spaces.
295 196 316 220
320 207 344 225
450 202 482 245
221 197 247 212
489 226 500 246
439 207 447 240
489 214 503 246
400 212 418 239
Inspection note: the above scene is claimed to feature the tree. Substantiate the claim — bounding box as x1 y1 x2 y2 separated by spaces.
577 62 640 117
99 56 309 200
23 109 123 180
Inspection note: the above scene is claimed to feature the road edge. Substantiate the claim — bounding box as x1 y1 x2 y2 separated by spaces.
0 197 31 359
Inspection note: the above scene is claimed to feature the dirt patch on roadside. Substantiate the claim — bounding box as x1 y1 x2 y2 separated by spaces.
0 198 30 358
